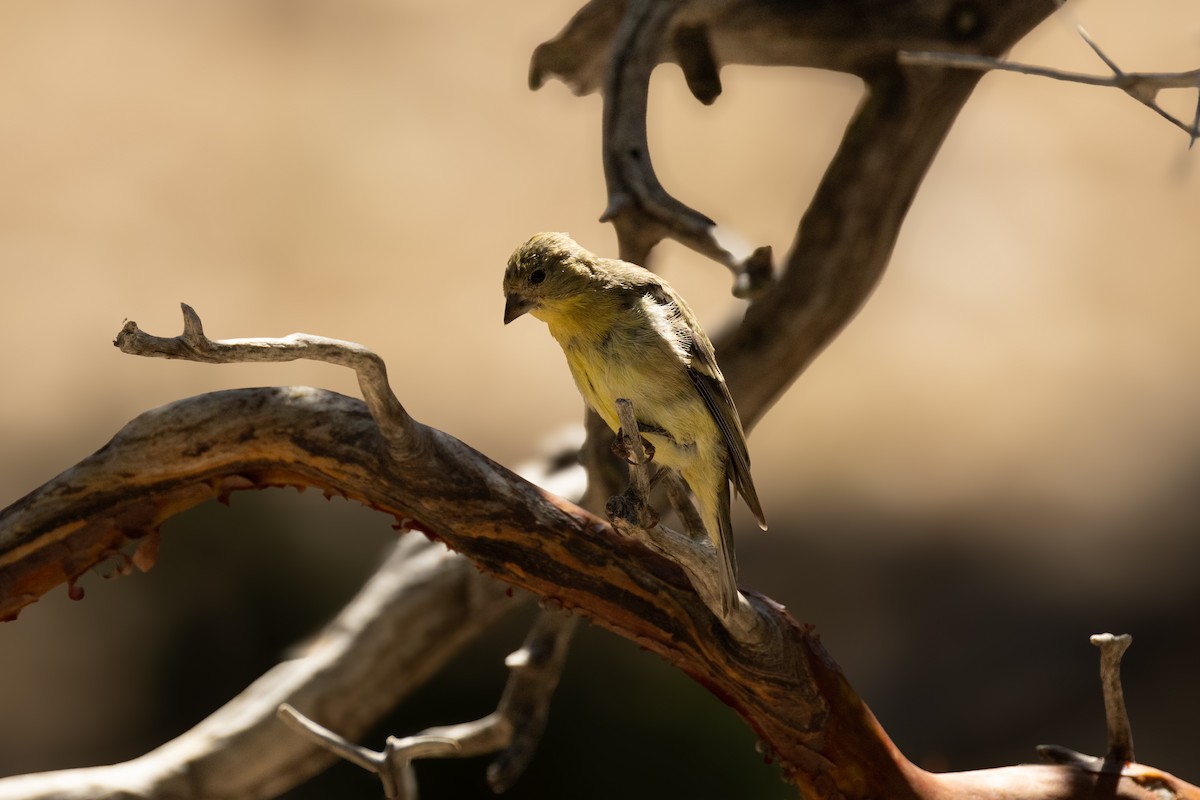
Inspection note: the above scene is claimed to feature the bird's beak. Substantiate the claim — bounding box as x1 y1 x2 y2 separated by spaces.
504 293 534 325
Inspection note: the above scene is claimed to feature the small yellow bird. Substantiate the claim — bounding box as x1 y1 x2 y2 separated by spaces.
503 232 766 615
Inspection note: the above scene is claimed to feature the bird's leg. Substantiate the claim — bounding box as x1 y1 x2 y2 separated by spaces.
606 400 659 529
606 402 761 635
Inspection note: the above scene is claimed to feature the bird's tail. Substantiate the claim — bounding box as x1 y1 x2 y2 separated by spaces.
703 477 739 617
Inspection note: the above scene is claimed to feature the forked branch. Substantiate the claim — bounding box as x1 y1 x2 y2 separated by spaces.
115 303 420 458
898 51 1200 145
0 536 516 800
599 0 775 291
901 0 1199 146
4 1 1197 797
3 307 1199 799
279 610 578 798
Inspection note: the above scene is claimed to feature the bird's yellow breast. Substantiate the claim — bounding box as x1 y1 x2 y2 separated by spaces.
534 294 721 474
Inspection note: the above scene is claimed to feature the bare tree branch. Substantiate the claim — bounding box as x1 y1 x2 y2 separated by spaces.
277 609 578 798
1093 633 1136 764
0 535 516 800
599 0 775 292
120 307 591 793
898 51 1200 143
533 1 1049 100
1037 635 1149 784
419 609 578 793
4 3 1197 798
278 703 450 800
115 302 423 460
900 0 1200 146
535 1 1058 426
4 307 1199 798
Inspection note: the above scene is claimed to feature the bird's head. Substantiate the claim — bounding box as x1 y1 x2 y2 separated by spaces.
502 232 596 324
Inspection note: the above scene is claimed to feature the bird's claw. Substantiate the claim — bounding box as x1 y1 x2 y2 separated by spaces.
612 428 655 465
605 488 660 530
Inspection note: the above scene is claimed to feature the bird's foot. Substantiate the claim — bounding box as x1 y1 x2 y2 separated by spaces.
612 428 655 465
605 486 660 530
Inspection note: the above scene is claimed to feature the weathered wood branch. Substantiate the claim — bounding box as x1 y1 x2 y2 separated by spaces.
721 64 991 422
2 1 1194 797
534 0 1057 423
2 309 1197 799
597 0 775 291
115 302 422 459
0 534 516 800
279 609 579 798
533 0 1044 102
1093 633 1136 764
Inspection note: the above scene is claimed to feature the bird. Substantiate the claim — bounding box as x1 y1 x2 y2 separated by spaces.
502 232 766 615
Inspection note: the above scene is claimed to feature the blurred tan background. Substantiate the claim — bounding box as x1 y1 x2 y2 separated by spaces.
1 0 1198 797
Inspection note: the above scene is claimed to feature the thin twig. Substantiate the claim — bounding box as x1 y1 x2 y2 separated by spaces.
605 399 659 530
0 534 517 799
1035 744 1106 772
1191 92 1200 149
480 611 579 791
279 704 460 800
1035 633 1136 773
277 609 580 797
114 303 419 458
1074 20 1123 78
897 51 1200 142
614 399 653 504
1091 632 1135 763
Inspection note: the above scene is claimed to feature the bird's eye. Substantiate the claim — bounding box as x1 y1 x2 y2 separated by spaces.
529 268 546 285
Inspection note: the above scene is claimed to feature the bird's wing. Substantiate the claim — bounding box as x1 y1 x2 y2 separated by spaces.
641 281 768 531
684 329 767 530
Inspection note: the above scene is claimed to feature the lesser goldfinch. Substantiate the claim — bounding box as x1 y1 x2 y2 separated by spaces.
503 232 766 615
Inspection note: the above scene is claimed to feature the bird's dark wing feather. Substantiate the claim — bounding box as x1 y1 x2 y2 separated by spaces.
638 278 767 531
684 332 766 530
